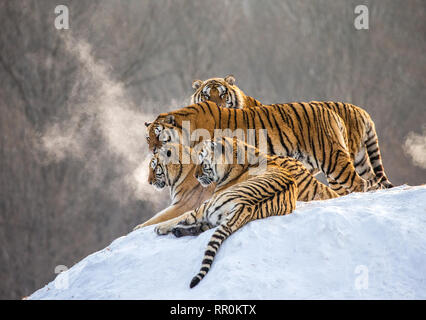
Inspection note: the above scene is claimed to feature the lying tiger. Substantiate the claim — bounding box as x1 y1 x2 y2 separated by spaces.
145 101 383 196
154 137 339 288
191 75 393 191
133 143 215 229
135 136 339 230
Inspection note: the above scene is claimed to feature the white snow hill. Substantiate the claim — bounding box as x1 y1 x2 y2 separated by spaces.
30 185 426 299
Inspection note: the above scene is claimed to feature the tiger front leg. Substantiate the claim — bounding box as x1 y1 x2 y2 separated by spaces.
154 211 194 235
155 205 205 236
170 205 210 237
134 203 188 231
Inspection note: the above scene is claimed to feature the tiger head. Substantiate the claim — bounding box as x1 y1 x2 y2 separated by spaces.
145 115 180 154
148 155 166 189
148 143 191 190
194 138 241 187
191 75 245 109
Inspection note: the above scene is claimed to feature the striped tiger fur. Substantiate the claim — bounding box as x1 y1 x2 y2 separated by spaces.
133 146 215 230
155 137 339 288
190 75 393 191
145 101 383 195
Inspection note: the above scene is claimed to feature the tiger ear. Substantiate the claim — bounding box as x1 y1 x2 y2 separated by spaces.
145 122 152 127
224 74 235 85
164 115 175 126
192 79 203 90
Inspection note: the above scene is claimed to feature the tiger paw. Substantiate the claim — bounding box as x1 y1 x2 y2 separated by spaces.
171 227 184 238
154 224 173 235
172 225 203 237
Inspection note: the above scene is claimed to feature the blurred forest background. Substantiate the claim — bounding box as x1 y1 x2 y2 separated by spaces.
0 0 425 299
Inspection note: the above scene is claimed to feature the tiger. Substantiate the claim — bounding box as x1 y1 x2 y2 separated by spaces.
144 101 383 195
194 137 340 201
190 75 393 191
154 137 339 288
133 145 215 230
191 75 262 109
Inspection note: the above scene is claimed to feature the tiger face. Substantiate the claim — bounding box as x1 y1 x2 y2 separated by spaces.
148 143 187 190
148 156 166 189
194 140 228 187
145 117 179 153
191 75 243 109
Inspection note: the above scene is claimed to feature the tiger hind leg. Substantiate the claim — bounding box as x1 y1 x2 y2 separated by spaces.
327 179 349 196
364 127 394 188
325 148 382 194
327 148 381 194
353 148 390 190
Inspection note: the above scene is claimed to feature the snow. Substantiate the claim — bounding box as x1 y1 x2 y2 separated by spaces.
30 185 426 300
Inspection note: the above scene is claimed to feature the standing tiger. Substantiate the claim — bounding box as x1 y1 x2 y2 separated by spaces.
145 101 383 195
154 137 339 288
191 75 393 192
